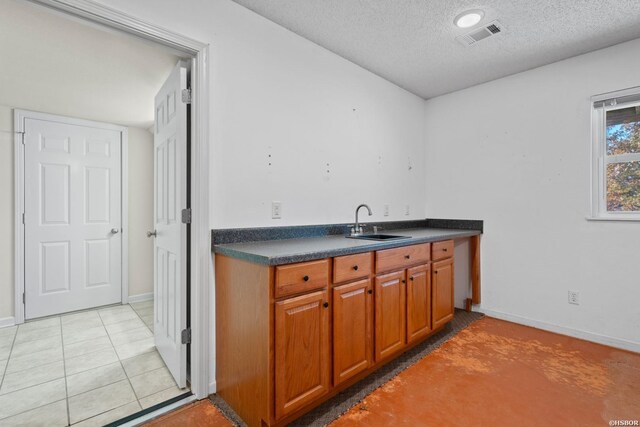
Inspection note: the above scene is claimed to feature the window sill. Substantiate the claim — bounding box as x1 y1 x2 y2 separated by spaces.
586 216 640 222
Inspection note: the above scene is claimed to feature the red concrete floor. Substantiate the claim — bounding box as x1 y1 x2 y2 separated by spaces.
144 401 232 427
145 317 640 427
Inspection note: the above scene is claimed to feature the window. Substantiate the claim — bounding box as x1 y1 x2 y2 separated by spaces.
591 88 640 220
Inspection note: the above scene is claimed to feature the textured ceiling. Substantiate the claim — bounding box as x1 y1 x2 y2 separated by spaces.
232 0 640 99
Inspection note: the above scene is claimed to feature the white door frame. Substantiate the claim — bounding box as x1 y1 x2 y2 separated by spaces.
18 0 211 400
15 109 130 319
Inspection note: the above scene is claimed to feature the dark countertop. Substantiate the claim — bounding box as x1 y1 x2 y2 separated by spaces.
213 227 480 266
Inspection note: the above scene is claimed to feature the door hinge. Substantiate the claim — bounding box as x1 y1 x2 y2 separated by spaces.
181 208 192 224
181 328 191 344
181 88 192 104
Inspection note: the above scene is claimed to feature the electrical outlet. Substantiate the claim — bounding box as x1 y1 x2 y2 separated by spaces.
405 205 410 216
568 290 580 305
271 201 282 219
383 204 390 217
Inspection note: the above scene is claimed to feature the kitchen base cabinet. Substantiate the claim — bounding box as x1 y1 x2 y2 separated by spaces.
432 257 455 329
215 238 461 427
275 290 331 419
374 270 407 361
332 279 373 386
406 264 432 343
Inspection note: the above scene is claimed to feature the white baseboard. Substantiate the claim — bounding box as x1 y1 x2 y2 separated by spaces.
477 307 640 353
128 292 153 303
0 316 16 329
208 380 217 394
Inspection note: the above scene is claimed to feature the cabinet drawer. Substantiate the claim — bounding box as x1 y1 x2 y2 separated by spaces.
432 240 454 261
333 252 373 283
375 243 430 274
275 259 329 298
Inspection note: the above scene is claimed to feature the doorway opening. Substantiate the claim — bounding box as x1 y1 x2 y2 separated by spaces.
1 0 209 424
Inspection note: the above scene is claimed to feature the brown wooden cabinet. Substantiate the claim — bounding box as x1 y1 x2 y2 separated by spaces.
406 263 432 343
275 290 331 419
374 270 406 361
432 257 454 329
332 278 373 386
216 237 468 427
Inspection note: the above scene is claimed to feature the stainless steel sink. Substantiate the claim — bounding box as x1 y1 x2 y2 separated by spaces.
347 234 411 241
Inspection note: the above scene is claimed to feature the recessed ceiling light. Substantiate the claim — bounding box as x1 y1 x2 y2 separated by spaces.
454 10 484 28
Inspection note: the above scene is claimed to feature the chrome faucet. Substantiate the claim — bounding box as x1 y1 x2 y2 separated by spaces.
351 204 372 236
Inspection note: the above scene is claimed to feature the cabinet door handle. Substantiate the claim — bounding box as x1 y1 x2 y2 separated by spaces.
323 302 329 308
353 265 359 271
303 275 309 282
367 289 373 294
409 276 414 281
401 279 406 284
443 248 448 252
404 255 411 259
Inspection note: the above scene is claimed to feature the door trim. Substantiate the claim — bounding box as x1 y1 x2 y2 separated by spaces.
25 0 212 401
14 109 130 320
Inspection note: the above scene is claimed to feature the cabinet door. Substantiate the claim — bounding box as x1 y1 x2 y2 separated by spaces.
374 270 406 361
407 264 431 343
333 278 373 386
432 258 454 329
275 290 330 419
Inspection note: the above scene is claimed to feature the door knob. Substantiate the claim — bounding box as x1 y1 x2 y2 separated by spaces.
147 230 157 238
111 228 119 234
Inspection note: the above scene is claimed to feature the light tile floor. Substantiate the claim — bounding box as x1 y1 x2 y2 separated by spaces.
0 301 189 426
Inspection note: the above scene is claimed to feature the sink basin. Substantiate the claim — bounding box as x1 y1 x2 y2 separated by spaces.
347 234 411 241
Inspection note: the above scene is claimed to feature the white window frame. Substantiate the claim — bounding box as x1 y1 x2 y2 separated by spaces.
590 87 640 221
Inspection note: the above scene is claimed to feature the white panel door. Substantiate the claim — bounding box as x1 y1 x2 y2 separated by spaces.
153 62 188 388
24 116 122 319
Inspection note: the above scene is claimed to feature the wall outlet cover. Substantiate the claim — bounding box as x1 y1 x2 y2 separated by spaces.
271 201 282 219
568 290 580 305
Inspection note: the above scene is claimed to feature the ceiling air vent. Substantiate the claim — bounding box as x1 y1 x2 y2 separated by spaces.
456 20 504 47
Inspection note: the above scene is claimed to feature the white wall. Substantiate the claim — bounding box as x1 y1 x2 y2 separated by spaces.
127 127 155 299
0 0 179 128
424 38 640 351
0 105 154 320
92 0 427 229
92 0 428 394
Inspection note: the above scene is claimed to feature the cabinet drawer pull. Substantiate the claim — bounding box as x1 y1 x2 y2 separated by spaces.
303 275 309 282
323 302 329 308
367 289 373 294
443 248 448 252
404 255 410 259
352 265 359 271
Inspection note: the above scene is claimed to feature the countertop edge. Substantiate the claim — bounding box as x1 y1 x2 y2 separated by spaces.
213 229 480 266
